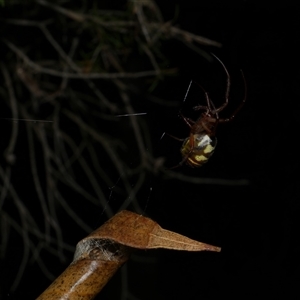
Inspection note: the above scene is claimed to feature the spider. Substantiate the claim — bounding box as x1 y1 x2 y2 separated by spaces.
169 54 247 168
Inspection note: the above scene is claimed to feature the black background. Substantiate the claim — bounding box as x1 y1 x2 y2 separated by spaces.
152 2 300 299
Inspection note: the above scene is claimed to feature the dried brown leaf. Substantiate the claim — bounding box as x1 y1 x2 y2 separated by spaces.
86 210 221 252
37 210 220 299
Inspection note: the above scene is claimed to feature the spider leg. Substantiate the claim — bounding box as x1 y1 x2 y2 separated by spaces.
194 54 231 115
192 81 212 113
218 70 247 123
168 159 187 170
194 94 219 135
210 53 231 114
208 97 219 118
208 97 219 135
168 134 195 169
166 133 186 142
183 80 193 103
193 105 207 111
179 112 195 128
193 92 220 135
194 91 212 112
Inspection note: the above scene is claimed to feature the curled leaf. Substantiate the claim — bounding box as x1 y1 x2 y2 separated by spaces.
37 210 220 299
84 210 221 252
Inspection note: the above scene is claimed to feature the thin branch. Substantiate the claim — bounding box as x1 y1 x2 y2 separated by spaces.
163 170 250 186
4 39 171 79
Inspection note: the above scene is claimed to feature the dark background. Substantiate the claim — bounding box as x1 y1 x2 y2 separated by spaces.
154 2 300 299
1 1 300 299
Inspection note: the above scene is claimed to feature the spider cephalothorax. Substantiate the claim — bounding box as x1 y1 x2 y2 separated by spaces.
171 54 246 168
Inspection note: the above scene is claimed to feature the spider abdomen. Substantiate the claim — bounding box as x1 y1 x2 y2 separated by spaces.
169 55 246 169
181 134 217 167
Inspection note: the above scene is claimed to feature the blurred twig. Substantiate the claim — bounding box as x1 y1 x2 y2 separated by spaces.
0 0 225 296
